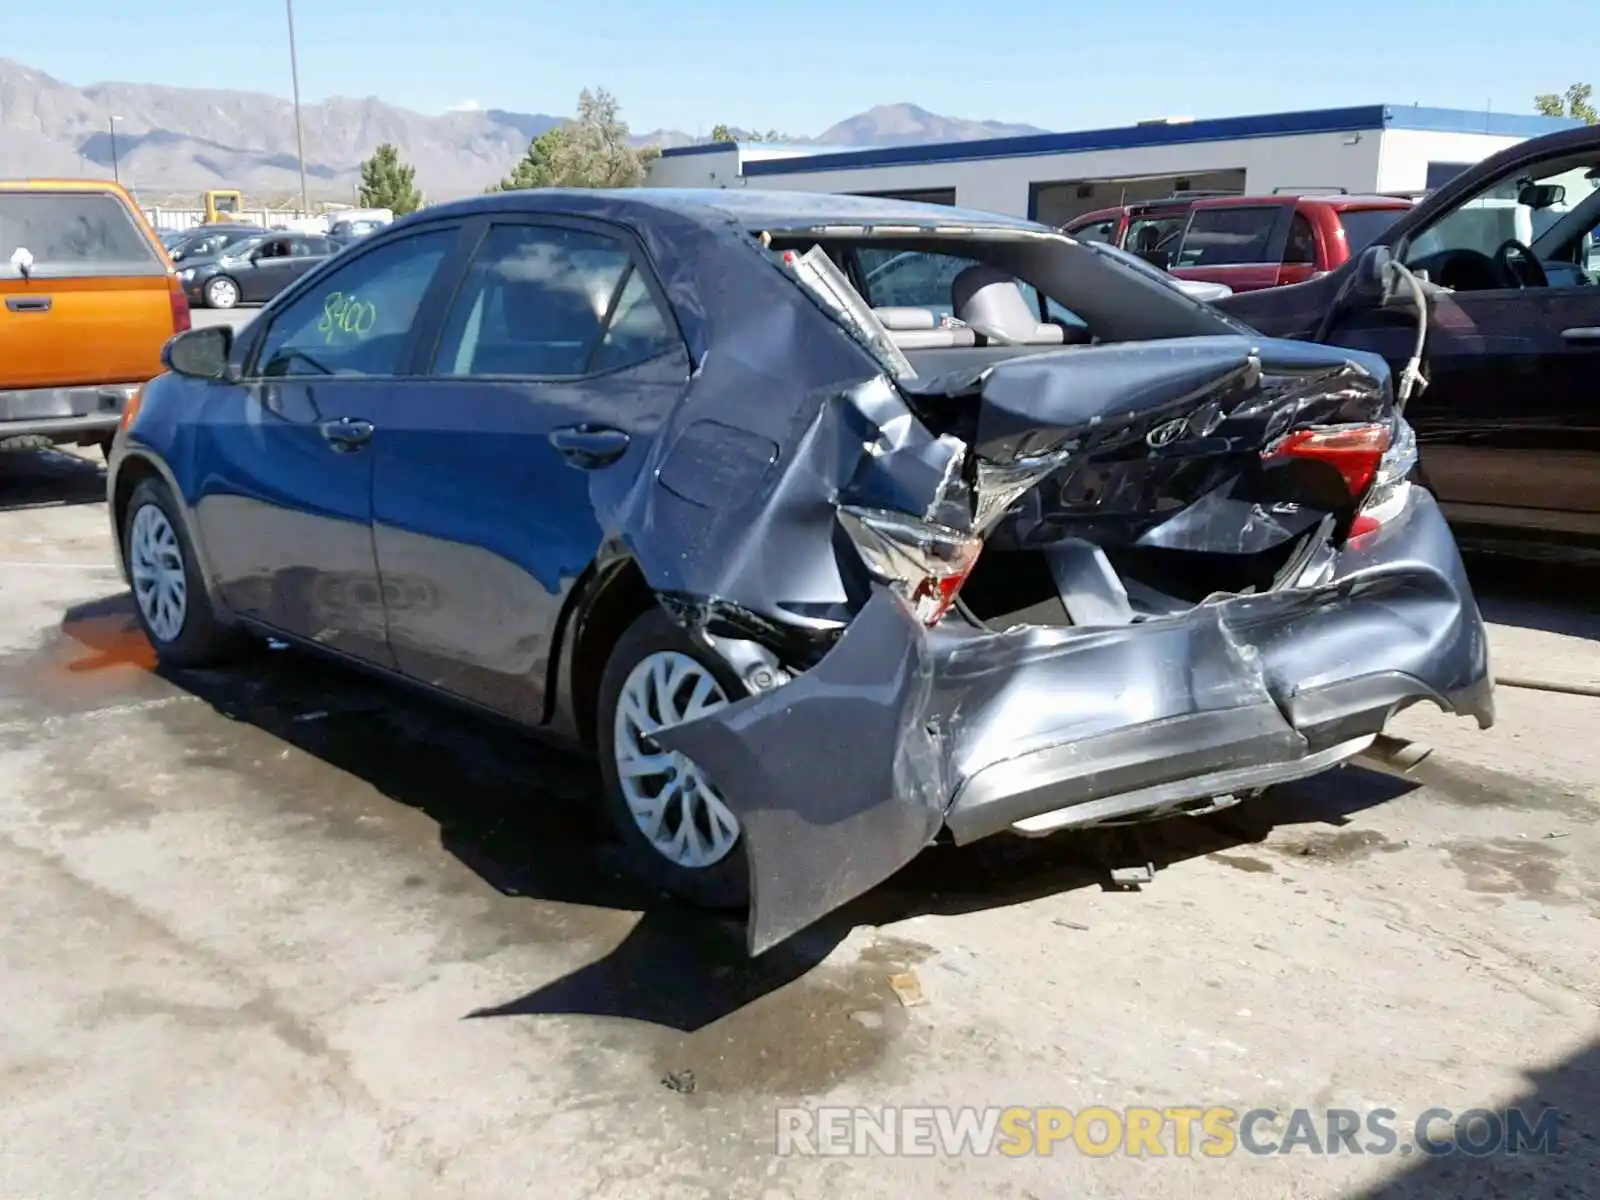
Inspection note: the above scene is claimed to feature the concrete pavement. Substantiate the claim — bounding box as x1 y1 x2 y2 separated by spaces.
0 448 1595 1199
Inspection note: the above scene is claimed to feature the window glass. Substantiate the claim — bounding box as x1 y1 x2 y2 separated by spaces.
591 267 679 373
0 192 159 275
1070 219 1116 245
1284 213 1317 265
1175 207 1280 266
433 224 672 377
255 229 453 377
1124 215 1187 266
1404 155 1600 287
855 247 1086 327
1337 208 1404 255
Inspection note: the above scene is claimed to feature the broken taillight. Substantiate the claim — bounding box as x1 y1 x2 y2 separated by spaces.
838 506 983 626
1261 422 1392 502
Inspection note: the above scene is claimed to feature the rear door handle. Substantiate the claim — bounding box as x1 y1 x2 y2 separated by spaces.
5 296 51 312
549 424 630 468
319 417 374 452
1561 326 1600 343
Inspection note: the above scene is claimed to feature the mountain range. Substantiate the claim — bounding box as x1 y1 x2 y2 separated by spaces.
0 58 1047 205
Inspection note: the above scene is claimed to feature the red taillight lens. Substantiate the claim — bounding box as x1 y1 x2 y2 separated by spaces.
1261 423 1392 501
168 276 191 333
838 506 983 627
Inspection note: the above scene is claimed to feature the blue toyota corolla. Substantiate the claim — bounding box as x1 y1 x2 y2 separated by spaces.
108 188 1492 954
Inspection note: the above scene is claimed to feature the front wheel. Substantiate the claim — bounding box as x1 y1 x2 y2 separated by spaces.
121 477 240 668
596 608 750 909
204 276 239 309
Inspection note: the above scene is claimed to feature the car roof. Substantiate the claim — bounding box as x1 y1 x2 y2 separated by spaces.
417 187 1044 233
1188 193 1413 211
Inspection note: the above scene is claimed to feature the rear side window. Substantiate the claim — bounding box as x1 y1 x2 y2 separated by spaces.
1337 208 1405 255
432 224 678 378
1176 206 1280 266
255 229 455 377
1284 213 1317 265
1070 219 1117 244
0 191 160 276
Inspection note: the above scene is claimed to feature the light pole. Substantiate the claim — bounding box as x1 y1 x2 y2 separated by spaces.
285 0 311 217
108 115 121 185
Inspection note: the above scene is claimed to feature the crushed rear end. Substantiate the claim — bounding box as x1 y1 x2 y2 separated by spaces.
646 301 1490 956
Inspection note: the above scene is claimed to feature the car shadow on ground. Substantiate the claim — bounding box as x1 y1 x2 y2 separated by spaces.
0 449 107 513
59 592 1419 1034
1463 552 1600 643
1349 1035 1597 1199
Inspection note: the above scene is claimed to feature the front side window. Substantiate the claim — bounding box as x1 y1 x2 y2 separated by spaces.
432 224 678 378
254 228 455 378
1175 206 1281 267
1404 153 1600 290
1337 208 1405 256
1125 215 1187 266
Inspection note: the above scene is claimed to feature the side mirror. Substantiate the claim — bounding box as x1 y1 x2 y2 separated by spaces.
1347 243 1397 304
162 325 234 380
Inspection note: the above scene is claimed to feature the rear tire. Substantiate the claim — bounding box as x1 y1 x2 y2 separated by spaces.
596 607 751 909
204 276 240 309
121 477 241 668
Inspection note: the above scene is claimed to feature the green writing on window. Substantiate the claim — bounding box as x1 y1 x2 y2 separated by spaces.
318 291 377 342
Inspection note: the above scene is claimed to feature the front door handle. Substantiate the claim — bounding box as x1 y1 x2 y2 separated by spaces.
5 296 51 312
319 417 374 452
1561 326 1600 343
549 424 630 468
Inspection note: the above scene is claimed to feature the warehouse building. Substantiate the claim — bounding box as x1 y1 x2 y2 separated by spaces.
647 104 1579 223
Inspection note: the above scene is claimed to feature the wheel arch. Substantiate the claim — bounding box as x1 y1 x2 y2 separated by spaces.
109 450 230 619
550 553 661 750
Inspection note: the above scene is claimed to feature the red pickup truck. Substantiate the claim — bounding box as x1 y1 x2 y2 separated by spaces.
1063 192 1414 293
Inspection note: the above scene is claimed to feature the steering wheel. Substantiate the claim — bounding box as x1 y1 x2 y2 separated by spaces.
1490 239 1548 289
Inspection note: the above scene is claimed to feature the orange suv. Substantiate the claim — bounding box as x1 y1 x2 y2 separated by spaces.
0 179 190 455
1064 191 1415 293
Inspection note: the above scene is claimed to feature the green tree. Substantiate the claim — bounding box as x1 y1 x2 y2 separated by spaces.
1535 83 1598 124
707 124 792 144
709 123 735 143
494 88 658 191
357 143 423 214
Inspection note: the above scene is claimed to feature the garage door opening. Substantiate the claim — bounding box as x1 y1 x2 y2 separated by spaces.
1029 170 1247 226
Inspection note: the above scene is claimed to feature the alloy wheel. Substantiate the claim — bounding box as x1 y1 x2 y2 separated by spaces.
612 650 741 869
128 503 188 643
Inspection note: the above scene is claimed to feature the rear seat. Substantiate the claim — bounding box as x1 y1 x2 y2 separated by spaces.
874 306 977 349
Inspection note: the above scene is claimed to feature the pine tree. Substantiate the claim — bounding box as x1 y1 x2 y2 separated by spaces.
358 143 423 214
492 88 659 191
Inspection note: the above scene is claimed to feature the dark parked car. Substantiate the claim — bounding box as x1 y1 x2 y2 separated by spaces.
1067 193 1415 293
176 231 340 308
1217 125 1600 551
164 223 262 263
107 189 1491 954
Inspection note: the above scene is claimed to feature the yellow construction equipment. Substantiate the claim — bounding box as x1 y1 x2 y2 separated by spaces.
203 189 244 223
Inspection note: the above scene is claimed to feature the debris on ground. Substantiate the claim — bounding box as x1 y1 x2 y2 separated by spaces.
660 1069 696 1095
1109 863 1155 888
888 971 928 1008
1052 918 1090 931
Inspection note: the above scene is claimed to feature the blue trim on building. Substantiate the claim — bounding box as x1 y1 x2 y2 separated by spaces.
1382 105 1581 137
737 104 1580 178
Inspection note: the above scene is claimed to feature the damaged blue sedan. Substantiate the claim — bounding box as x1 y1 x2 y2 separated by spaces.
106 189 1493 955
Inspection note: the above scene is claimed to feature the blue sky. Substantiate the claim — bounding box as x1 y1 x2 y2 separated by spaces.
10 0 1596 136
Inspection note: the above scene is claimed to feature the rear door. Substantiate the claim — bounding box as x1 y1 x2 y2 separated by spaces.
0 188 173 387
193 224 464 662
368 216 691 722
1170 203 1291 292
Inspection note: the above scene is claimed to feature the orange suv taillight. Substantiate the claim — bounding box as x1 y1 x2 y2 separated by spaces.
168 275 191 333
